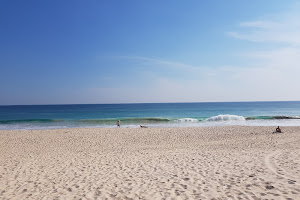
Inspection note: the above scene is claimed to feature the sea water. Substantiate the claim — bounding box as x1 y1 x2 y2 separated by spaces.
0 101 300 130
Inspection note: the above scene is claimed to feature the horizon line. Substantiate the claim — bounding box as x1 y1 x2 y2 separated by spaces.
1 100 299 106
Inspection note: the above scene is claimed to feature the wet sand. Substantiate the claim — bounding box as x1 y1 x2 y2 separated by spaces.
0 126 300 199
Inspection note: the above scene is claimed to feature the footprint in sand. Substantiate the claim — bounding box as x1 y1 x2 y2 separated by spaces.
265 150 300 183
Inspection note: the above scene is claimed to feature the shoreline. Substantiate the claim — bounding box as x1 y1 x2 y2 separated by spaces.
1 126 300 199
0 124 297 130
2 121 300 131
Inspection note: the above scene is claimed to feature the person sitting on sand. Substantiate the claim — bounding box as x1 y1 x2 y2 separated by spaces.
275 126 281 133
117 120 121 128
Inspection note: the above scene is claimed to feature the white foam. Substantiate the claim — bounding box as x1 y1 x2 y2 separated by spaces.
175 118 199 122
206 114 245 122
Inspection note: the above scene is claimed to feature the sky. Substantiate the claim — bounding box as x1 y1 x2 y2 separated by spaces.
1 0 300 105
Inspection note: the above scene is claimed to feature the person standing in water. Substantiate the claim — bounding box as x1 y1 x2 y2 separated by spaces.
117 120 121 128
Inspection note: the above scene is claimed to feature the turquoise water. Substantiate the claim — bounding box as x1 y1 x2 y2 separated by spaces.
0 101 300 130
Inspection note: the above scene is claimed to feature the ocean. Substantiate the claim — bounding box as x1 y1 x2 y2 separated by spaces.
0 101 300 130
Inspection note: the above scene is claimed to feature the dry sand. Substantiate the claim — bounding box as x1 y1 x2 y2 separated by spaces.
0 126 300 200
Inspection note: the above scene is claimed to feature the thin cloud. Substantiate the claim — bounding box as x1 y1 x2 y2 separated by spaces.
226 7 300 101
89 6 300 103
239 21 279 29
228 10 300 45
117 55 201 71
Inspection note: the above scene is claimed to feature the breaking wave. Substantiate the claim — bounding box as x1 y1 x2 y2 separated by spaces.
175 118 199 122
206 115 245 122
1 115 300 125
1 115 300 130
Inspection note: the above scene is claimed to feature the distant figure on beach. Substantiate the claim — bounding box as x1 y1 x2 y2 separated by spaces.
275 126 281 133
140 125 148 128
117 120 121 128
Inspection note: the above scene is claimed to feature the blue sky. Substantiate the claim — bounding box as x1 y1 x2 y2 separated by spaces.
1 0 300 105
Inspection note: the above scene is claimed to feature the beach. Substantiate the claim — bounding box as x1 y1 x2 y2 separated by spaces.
0 126 299 200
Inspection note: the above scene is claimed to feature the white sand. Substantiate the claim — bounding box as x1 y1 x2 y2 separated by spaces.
0 126 300 200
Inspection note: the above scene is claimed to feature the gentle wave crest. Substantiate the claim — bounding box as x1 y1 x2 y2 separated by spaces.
206 115 245 122
1 115 300 130
0 118 171 125
80 118 171 123
2 115 300 125
0 119 64 124
246 116 300 120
